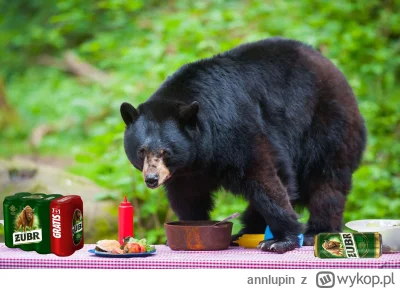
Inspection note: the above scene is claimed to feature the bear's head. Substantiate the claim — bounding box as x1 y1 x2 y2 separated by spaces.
120 100 199 189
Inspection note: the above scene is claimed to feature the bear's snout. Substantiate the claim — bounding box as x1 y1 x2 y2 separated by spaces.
145 173 159 188
142 154 171 189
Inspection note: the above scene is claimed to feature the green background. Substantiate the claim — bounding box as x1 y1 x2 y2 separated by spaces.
0 0 399 244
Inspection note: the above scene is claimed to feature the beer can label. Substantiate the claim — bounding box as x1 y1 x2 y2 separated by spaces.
72 209 83 246
314 232 382 258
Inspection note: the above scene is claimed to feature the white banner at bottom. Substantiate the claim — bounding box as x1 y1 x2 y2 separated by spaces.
0 268 399 289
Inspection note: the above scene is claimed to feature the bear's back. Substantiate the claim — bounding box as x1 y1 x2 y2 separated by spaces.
219 37 311 62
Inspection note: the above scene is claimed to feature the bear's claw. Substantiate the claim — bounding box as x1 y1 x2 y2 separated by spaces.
258 236 299 253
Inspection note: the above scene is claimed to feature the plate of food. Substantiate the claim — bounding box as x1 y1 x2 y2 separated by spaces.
89 237 157 258
345 219 400 252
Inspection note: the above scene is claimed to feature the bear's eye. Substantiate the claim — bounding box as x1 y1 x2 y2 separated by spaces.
138 148 146 160
162 149 171 158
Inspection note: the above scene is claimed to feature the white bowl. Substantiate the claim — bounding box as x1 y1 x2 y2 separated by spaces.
345 219 400 252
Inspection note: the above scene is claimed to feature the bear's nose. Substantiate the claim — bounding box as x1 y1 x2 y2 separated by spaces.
145 174 159 188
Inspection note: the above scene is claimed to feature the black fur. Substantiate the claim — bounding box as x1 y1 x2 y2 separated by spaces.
121 37 366 253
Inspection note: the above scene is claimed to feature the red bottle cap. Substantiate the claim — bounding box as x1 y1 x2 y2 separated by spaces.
120 196 131 206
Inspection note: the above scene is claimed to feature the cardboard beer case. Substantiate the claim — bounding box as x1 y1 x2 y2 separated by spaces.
3 192 83 256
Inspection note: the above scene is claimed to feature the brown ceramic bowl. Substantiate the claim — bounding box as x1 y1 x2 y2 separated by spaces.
164 220 233 251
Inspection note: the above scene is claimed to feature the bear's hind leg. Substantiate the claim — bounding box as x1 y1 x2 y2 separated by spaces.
303 177 348 246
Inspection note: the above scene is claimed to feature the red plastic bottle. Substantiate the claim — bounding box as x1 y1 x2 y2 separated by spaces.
118 196 133 245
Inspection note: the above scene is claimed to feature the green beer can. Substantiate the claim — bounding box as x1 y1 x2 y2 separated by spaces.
314 232 382 258
3 192 32 249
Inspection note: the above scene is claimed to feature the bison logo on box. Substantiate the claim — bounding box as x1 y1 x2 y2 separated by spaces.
16 205 35 232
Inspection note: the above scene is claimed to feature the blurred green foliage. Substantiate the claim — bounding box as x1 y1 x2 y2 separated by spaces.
0 0 399 244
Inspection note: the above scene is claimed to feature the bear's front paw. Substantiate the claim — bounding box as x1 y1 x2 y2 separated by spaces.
257 236 299 253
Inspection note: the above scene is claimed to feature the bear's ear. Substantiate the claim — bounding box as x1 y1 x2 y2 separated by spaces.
179 101 199 123
120 102 138 125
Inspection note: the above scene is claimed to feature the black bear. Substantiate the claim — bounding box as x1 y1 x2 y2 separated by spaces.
120 37 366 253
